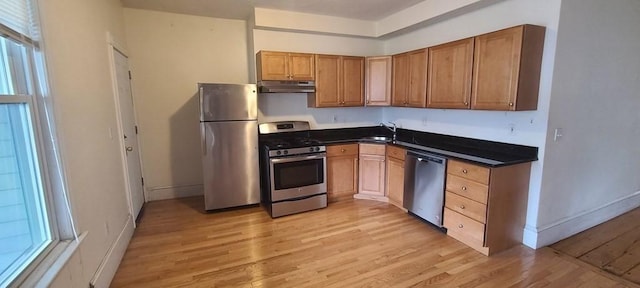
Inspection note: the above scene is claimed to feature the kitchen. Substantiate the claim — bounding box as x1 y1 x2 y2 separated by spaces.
30 0 640 287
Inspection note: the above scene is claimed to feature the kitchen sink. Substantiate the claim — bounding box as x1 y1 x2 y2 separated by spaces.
361 136 393 142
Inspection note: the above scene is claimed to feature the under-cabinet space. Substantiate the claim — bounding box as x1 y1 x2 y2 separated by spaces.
443 159 531 255
356 143 386 199
326 144 359 202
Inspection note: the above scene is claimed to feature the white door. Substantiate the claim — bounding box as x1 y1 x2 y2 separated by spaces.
113 48 145 221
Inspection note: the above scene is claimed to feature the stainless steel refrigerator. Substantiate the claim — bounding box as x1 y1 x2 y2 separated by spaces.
199 83 260 210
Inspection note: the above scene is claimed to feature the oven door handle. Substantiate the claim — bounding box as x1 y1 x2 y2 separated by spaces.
270 153 327 164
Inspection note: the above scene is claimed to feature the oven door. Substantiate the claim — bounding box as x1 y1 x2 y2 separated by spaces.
269 153 327 202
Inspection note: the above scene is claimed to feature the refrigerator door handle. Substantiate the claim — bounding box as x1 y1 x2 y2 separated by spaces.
201 124 206 155
199 87 204 121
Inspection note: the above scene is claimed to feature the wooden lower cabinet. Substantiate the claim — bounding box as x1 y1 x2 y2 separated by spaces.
326 144 359 202
443 159 532 256
385 146 406 209
356 144 386 199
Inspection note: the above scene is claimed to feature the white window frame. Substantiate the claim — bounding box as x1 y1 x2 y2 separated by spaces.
0 0 79 286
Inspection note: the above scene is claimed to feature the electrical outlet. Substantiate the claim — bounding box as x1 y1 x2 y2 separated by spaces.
508 123 515 135
332 115 338 123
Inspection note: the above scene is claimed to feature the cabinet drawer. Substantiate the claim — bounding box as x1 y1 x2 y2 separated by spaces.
444 208 485 248
359 143 386 155
446 174 488 204
327 144 358 156
445 192 487 223
447 159 490 185
386 145 405 161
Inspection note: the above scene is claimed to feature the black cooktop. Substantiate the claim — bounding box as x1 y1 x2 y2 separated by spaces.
259 130 324 150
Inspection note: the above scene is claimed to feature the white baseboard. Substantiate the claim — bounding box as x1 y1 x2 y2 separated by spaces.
145 184 203 201
524 191 640 249
89 215 134 288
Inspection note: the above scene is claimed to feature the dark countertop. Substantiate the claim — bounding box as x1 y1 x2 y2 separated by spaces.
309 126 538 167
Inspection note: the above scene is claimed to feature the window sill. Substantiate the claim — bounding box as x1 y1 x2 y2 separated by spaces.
16 231 87 288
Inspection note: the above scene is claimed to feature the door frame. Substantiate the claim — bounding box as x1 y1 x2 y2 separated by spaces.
107 32 146 227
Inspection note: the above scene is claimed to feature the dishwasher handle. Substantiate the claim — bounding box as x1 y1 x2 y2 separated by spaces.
409 152 445 165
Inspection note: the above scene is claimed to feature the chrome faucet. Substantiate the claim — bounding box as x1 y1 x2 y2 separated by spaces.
380 121 397 141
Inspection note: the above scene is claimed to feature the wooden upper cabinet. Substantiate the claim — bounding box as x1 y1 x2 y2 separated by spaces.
392 49 427 108
314 54 341 107
427 38 474 109
471 25 545 111
365 56 392 106
407 49 428 107
256 51 315 81
391 53 409 106
309 54 364 107
341 56 365 106
288 53 315 80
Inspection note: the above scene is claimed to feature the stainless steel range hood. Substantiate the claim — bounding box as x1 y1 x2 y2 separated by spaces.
258 80 315 93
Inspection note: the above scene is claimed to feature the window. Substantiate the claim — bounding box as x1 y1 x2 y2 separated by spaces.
0 0 76 287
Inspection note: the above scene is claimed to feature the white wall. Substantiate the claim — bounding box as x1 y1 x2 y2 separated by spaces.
535 0 640 246
37 0 132 286
123 9 249 200
381 0 561 247
252 25 385 129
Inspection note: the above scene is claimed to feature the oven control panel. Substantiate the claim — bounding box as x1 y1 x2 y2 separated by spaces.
269 146 326 157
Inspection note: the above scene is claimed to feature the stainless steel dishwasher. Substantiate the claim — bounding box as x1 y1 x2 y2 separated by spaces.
404 151 447 228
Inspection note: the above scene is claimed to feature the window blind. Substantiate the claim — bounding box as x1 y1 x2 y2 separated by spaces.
0 0 32 44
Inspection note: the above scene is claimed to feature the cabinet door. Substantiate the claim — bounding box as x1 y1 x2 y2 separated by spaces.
427 38 474 109
386 156 404 208
289 53 315 80
391 53 409 107
341 56 365 106
358 154 386 196
365 56 391 106
257 51 289 81
471 26 523 110
327 155 358 202
314 54 341 107
407 49 428 108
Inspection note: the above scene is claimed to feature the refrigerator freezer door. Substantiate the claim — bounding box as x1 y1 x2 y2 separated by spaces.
199 83 257 121
202 120 260 210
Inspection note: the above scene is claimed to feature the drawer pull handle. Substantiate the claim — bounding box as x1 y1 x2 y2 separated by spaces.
460 205 465 209
458 224 464 228
462 169 468 174
461 186 467 191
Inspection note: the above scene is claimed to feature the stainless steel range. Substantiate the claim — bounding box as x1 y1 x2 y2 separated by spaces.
258 121 327 218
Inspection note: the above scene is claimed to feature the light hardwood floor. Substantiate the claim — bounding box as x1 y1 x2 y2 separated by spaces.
551 207 640 286
111 197 634 287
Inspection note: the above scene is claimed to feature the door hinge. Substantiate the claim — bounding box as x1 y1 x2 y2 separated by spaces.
135 125 138 134
141 177 144 186
128 70 132 80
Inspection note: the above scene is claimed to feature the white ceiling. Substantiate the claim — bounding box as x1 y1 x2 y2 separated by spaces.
120 0 427 21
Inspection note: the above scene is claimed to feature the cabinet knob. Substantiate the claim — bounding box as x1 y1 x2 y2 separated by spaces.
462 169 468 174
460 205 465 209
366 100 370 104
509 102 514 107
461 186 467 191
341 149 346 152
458 224 464 228
464 101 468 106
